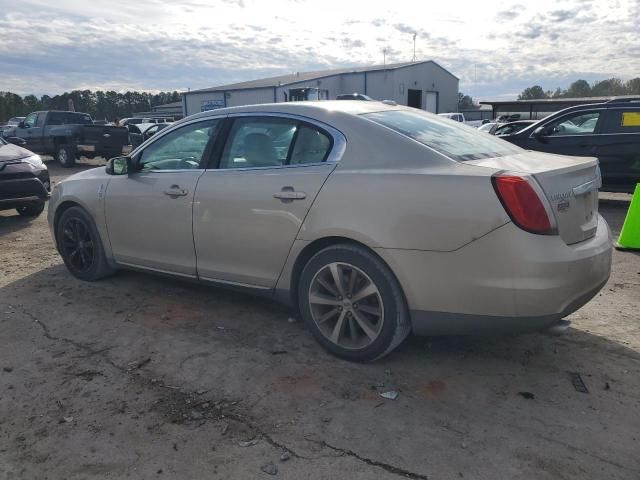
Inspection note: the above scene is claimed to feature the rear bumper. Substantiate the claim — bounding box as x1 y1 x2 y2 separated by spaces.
377 214 612 336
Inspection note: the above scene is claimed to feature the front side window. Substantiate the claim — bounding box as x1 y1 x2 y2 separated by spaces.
23 113 37 128
548 112 600 136
364 109 522 162
220 118 298 169
139 119 220 171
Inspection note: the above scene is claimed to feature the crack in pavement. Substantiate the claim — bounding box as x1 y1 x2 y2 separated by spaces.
305 437 429 479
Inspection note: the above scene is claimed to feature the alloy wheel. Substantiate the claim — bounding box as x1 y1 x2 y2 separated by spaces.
61 217 95 272
58 148 67 164
308 262 384 350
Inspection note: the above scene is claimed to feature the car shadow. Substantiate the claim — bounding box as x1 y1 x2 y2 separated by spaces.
0 211 45 235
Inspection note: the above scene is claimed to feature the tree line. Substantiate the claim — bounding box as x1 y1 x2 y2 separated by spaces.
0 90 182 123
518 77 640 100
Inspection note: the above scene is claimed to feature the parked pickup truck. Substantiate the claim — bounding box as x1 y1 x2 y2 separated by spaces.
2 111 129 167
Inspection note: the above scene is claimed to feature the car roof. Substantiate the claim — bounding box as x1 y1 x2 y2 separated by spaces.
189 100 404 119
178 101 408 131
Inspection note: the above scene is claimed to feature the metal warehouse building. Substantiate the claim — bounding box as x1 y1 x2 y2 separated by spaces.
182 60 459 116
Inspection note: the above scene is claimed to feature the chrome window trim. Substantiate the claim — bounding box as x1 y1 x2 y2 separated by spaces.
136 168 206 174
214 111 347 171
130 115 227 159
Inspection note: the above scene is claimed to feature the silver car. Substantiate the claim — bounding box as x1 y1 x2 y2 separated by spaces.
48 101 612 361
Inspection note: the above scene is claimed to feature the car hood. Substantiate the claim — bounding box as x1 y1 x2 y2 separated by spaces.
0 142 33 162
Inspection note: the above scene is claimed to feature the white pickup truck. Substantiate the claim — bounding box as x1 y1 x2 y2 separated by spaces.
438 112 484 128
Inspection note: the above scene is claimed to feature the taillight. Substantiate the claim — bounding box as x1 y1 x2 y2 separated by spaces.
492 175 552 234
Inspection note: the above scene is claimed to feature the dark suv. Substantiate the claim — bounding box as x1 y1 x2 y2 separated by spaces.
503 98 640 192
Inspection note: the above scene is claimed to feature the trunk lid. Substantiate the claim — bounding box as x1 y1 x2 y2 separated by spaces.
468 152 600 245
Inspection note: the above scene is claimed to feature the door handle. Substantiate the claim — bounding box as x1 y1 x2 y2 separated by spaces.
273 190 306 200
164 185 188 197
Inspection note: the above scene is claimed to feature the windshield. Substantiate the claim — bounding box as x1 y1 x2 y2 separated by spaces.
363 110 523 162
478 123 495 132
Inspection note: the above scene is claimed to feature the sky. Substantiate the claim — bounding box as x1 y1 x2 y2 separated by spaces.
0 0 638 100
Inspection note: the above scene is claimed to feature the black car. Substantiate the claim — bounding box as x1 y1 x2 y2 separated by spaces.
503 98 640 192
0 136 50 217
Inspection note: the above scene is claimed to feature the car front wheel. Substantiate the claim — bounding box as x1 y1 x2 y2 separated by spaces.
56 206 114 281
298 244 411 362
16 201 45 217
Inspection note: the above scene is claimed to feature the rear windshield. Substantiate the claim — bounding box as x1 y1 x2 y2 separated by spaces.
363 110 523 162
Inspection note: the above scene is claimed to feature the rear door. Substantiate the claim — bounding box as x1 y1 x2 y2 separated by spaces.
596 107 640 190
193 114 343 287
527 109 604 157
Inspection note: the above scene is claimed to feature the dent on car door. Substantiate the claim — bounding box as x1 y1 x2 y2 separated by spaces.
104 119 222 275
193 116 340 288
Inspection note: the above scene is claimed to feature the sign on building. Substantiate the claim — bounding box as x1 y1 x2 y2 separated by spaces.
201 99 225 112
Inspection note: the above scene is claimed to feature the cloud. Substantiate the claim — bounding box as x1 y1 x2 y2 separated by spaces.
0 0 637 102
548 9 575 21
496 6 523 20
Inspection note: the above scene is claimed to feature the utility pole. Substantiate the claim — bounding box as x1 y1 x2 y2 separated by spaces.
412 33 417 62
383 48 387 67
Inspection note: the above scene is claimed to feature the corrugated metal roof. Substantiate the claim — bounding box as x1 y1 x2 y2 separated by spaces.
188 60 457 94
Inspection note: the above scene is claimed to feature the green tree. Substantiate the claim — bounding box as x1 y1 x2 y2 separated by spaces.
624 78 640 95
591 78 626 96
457 92 477 109
566 79 591 98
517 85 548 100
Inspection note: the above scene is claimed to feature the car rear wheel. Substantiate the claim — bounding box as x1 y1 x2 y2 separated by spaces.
56 144 76 168
56 206 114 281
298 244 410 362
16 201 45 217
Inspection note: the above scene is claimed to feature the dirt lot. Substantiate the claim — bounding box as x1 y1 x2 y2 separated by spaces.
1 160 639 479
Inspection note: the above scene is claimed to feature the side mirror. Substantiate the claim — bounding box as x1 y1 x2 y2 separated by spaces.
18 121 27 129
106 156 132 175
533 126 548 142
5 136 27 146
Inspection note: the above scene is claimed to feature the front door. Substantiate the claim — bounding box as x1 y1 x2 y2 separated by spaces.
14 112 43 152
193 116 339 287
425 91 438 113
104 118 222 276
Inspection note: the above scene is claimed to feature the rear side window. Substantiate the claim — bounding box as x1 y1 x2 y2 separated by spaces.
220 117 298 169
289 125 331 165
364 110 522 162
604 110 640 133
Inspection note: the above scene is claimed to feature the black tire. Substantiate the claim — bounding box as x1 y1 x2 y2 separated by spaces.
16 201 45 217
56 143 76 168
56 206 114 281
298 244 411 362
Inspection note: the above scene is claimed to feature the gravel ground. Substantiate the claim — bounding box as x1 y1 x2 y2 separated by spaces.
1 160 639 479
